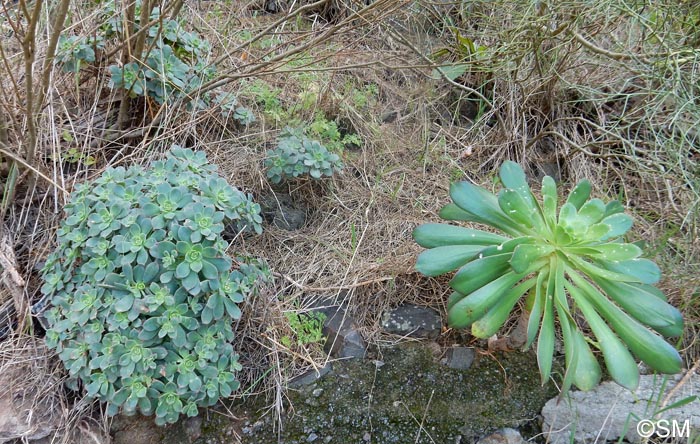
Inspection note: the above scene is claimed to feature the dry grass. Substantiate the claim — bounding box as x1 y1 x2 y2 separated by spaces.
0 335 103 443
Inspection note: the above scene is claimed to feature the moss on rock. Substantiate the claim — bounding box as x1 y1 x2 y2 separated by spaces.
196 343 558 444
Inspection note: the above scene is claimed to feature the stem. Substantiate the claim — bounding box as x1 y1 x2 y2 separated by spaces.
117 0 138 129
18 0 44 166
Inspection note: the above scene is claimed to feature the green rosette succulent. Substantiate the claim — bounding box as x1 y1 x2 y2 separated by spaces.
413 161 683 392
39 146 268 425
264 127 343 184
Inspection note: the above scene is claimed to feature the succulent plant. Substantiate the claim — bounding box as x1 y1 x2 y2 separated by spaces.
264 128 343 184
40 146 268 425
413 161 683 392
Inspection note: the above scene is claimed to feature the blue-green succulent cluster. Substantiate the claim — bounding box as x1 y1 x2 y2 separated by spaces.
55 0 253 122
104 2 215 107
264 127 343 184
55 35 102 73
40 146 267 425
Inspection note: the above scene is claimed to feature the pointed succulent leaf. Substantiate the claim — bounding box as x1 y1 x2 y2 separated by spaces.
571 329 601 391
540 176 558 229
568 280 639 390
447 291 466 312
604 200 625 217
580 243 643 262
438 203 473 221
450 253 513 295
569 270 682 374
536 263 557 384
412 223 508 248
576 198 606 225
471 279 535 338
450 181 523 236
591 277 683 337
595 258 661 285
510 244 554 273
526 270 548 348
566 179 591 210
447 271 523 329
598 213 634 240
498 189 537 229
415 245 485 276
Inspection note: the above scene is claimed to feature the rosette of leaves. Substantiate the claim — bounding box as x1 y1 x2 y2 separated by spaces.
39 146 268 425
215 93 256 126
53 0 256 118
264 128 343 184
55 35 102 72
413 161 683 392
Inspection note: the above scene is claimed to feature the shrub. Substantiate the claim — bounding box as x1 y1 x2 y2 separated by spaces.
40 146 267 425
103 3 214 107
264 127 343 184
54 0 253 122
413 161 683 392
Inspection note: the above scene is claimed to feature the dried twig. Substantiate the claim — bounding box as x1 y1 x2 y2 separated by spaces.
658 358 700 413
0 225 26 330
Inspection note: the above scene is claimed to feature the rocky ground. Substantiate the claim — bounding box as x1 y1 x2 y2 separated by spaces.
4 304 698 444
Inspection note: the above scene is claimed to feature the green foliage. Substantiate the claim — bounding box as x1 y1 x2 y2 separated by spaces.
63 147 96 166
413 161 683 392
56 131 96 166
307 114 360 152
215 93 256 125
264 128 344 184
55 35 102 73
54 0 253 120
244 80 287 122
103 3 214 106
431 28 488 81
338 79 379 111
40 146 268 425
281 311 326 347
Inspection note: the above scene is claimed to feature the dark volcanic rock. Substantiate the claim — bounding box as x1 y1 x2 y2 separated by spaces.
232 343 557 444
289 363 333 388
444 346 476 370
315 304 367 359
261 193 307 231
381 304 442 339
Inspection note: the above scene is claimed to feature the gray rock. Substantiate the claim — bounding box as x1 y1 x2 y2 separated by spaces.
289 363 333 388
184 416 202 442
381 304 442 339
477 428 525 444
323 309 367 358
380 110 398 123
261 193 307 231
444 347 475 370
316 304 367 359
542 373 700 444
